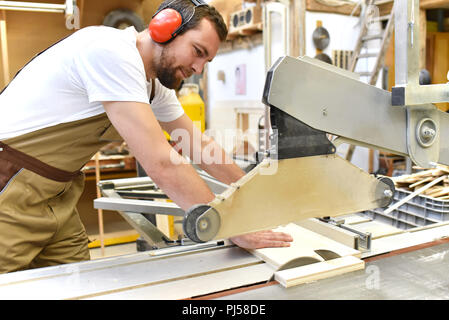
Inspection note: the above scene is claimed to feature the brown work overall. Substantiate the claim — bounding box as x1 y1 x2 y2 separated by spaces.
0 114 123 273
0 37 156 273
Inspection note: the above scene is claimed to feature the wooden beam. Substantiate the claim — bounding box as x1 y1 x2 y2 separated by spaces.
0 10 9 86
275 255 364 288
299 0 306 56
289 0 306 57
420 0 449 9
306 0 361 16
250 223 361 271
419 8 426 70
94 152 105 257
78 0 85 28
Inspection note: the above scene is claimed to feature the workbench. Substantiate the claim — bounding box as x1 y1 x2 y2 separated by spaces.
1 217 448 301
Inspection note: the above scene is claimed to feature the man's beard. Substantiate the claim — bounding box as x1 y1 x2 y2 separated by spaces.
155 47 183 90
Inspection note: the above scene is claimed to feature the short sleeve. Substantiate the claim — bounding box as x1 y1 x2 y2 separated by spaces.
72 39 149 104
150 79 185 122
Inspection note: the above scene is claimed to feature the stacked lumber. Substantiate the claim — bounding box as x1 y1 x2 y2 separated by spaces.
391 165 449 199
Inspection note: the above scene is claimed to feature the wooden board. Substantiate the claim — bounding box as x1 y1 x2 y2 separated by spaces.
0 10 9 85
392 165 449 198
338 214 372 225
87 263 273 300
274 255 364 288
246 223 364 288
421 0 449 9
306 0 361 16
249 223 361 270
348 220 402 239
297 218 358 249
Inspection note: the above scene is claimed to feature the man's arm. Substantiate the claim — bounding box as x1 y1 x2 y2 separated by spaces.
103 101 215 211
160 114 293 249
160 114 245 184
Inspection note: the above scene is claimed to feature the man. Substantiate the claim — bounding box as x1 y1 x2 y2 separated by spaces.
0 0 292 273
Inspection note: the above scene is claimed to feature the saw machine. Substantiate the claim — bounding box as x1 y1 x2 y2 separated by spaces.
2 0 449 300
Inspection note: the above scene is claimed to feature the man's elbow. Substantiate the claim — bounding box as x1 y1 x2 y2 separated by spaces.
140 146 188 178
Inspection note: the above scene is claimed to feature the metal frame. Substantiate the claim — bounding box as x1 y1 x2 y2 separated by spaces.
94 172 228 249
262 0 449 169
392 0 449 167
261 1 290 161
392 0 449 106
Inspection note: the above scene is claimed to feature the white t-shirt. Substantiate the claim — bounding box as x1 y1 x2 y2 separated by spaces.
0 26 184 140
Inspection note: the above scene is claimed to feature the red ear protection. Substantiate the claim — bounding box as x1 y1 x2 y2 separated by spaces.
149 0 207 44
149 8 182 44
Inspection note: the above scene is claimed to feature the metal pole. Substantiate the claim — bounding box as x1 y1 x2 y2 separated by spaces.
0 1 67 14
395 0 422 88
394 0 409 87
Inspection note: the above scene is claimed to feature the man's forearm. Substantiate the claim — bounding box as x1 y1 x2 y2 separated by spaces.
141 150 216 211
195 134 245 185
161 114 245 186
103 101 216 211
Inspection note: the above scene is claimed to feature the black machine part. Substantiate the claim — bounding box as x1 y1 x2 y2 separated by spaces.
262 57 335 160
183 204 220 243
269 106 336 160
375 175 396 208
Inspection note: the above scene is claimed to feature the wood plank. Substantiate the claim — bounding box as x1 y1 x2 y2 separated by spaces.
427 187 449 198
339 214 372 225
385 175 446 214
420 9 426 70
409 176 433 188
274 255 364 288
421 0 449 9
367 222 449 257
297 218 358 249
86 263 274 300
249 224 361 270
0 10 9 86
306 0 361 16
349 220 402 239
0 246 262 299
431 32 449 111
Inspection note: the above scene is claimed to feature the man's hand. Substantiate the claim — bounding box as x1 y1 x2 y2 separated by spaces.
230 230 293 250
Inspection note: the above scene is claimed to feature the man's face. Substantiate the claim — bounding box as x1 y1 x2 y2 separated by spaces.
154 18 221 89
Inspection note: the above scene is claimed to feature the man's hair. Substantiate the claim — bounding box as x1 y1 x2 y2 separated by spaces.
156 0 228 42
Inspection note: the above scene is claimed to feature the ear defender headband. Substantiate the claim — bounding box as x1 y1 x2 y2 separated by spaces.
149 0 208 44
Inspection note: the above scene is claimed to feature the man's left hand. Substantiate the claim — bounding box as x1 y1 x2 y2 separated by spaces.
230 230 293 249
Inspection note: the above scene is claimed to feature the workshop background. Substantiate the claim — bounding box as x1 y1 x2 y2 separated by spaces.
0 0 448 256
1 0 449 300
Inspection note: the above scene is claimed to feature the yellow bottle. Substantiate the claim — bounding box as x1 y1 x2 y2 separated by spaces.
178 83 205 132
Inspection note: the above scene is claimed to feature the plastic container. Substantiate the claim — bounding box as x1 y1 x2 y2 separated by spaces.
362 188 449 230
177 83 205 132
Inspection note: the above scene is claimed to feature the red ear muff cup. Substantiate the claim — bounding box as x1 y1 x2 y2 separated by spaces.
149 8 183 43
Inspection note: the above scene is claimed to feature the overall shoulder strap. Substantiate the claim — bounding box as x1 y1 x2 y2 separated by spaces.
150 79 156 104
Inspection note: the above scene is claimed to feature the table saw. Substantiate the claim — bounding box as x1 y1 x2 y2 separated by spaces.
1 0 449 300
0 215 448 300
